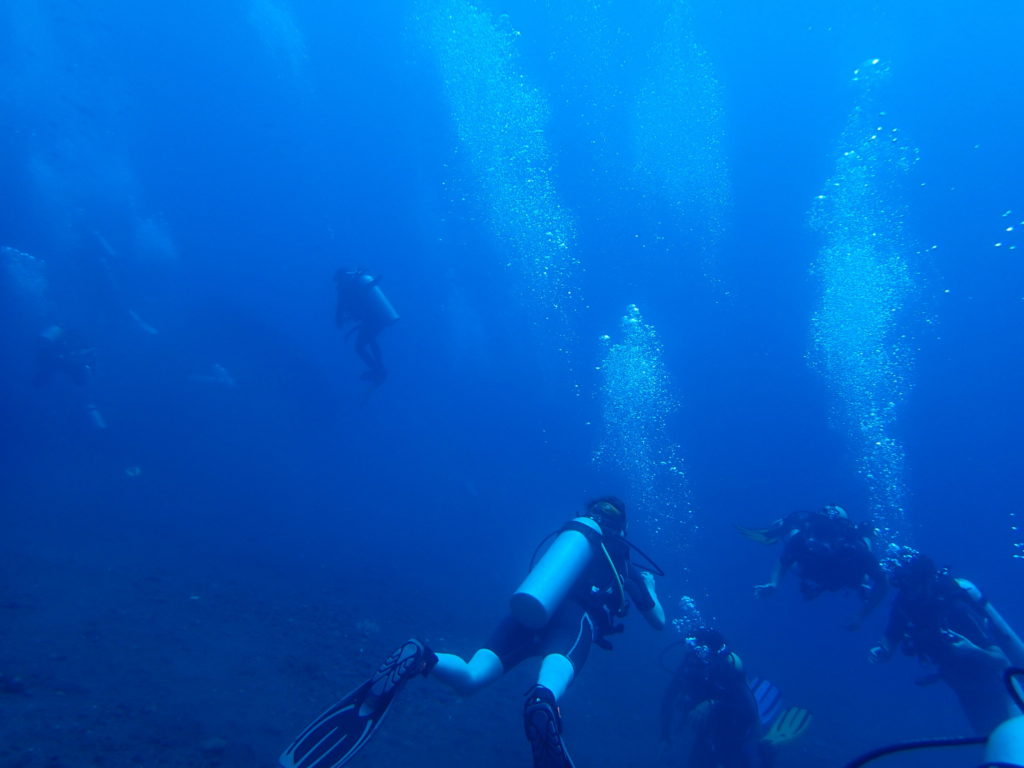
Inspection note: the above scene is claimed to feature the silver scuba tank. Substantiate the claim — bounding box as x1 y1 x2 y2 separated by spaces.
510 517 601 629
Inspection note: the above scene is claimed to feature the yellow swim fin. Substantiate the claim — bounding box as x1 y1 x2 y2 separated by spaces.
735 524 780 545
762 706 812 746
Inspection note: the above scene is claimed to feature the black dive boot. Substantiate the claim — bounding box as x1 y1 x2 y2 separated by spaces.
523 685 576 768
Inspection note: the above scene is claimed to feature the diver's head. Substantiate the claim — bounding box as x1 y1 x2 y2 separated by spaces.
586 496 627 534
823 504 848 520
682 627 732 674
890 550 940 591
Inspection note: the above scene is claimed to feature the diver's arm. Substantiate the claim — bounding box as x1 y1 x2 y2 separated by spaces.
945 630 1010 669
867 558 889 604
870 605 905 662
638 570 666 630
777 536 800 583
755 555 790 597
853 558 889 627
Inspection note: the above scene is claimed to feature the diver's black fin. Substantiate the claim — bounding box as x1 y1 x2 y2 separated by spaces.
279 639 430 768
524 686 576 768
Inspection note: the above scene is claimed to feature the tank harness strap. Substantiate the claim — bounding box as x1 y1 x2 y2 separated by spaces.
560 519 602 541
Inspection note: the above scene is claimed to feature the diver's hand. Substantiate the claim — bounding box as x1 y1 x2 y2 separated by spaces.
640 570 656 590
868 644 891 664
944 630 982 658
754 583 777 599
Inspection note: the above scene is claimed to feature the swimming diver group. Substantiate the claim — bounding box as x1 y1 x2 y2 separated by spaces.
278 498 1024 768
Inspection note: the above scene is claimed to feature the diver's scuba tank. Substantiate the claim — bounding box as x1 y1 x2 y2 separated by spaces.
511 517 602 629
985 715 1024 766
356 273 399 325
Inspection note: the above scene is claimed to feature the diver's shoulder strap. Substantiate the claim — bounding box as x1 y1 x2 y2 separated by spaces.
561 519 603 544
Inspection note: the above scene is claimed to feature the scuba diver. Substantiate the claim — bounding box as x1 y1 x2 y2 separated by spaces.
659 629 811 768
334 267 398 385
869 550 1024 736
280 497 666 768
739 505 886 629
660 628 767 768
32 324 106 429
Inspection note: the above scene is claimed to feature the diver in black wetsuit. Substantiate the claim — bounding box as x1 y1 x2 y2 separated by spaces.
659 628 770 768
869 552 1018 735
740 505 887 629
334 267 398 384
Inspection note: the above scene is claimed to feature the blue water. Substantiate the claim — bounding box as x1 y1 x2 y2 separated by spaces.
1 2 1022 767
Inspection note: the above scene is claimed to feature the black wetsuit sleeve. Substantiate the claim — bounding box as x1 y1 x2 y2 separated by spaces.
865 553 887 590
624 564 656 612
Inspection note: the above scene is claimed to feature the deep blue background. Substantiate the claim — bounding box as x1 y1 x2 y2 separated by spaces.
1 1 1022 766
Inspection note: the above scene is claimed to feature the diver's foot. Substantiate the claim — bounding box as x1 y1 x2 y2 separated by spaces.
524 685 575 768
364 639 437 709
